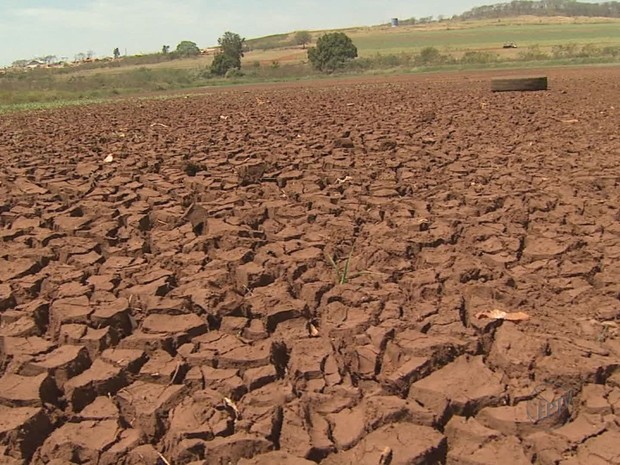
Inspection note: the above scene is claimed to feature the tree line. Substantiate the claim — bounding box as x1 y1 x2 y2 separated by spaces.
458 0 620 20
6 29 461 76
110 31 338 75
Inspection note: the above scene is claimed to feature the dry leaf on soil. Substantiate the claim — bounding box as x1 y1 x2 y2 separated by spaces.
475 309 530 321
224 397 240 419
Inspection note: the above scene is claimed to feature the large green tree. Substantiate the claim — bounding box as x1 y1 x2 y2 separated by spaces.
211 31 245 75
307 32 357 72
219 32 245 64
175 40 201 58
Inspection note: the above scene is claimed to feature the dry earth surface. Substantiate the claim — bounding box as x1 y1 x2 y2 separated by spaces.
0 66 619 465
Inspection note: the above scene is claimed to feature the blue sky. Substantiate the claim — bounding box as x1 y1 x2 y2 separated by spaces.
0 0 602 66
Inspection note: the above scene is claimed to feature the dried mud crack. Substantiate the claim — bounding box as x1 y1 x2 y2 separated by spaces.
0 67 619 465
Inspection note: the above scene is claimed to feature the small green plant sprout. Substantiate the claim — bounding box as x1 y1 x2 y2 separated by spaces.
327 247 354 285
326 246 386 285
326 247 384 283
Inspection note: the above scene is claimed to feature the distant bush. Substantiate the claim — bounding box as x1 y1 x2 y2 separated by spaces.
342 49 456 72
175 41 201 58
578 43 601 57
240 61 313 80
343 57 374 71
294 31 312 49
225 68 244 79
308 32 358 72
373 53 411 67
415 47 448 66
130 67 155 83
552 43 579 58
601 45 620 57
460 51 499 64
552 43 620 59
518 45 549 61
210 54 239 76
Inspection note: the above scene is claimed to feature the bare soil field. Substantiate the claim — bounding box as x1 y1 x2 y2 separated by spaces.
0 66 619 465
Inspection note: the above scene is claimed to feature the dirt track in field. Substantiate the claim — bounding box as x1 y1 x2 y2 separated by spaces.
0 66 619 465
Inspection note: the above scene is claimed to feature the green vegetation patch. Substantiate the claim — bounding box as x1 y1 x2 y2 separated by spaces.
350 22 620 56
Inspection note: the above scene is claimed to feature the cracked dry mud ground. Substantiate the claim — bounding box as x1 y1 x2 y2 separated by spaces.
0 66 619 465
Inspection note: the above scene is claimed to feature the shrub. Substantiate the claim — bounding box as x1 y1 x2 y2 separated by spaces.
130 67 155 84
294 31 312 49
601 45 620 58
415 47 446 66
552 43 578 58
461 51 499 64
175 41 201 58
225 68 244 79
578 43 601 57
343 57 373 71
308 32 358 72
210 54 239 76
518 45 549 61
375 53 404 67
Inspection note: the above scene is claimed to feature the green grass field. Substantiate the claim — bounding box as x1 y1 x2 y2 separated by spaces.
349 22 620 56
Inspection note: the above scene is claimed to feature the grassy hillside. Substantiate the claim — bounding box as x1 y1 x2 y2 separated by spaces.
242 17 620 65
2 16 620 110
350 21 620 54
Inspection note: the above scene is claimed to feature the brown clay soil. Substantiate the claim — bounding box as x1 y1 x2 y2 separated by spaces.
0 66 619 465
